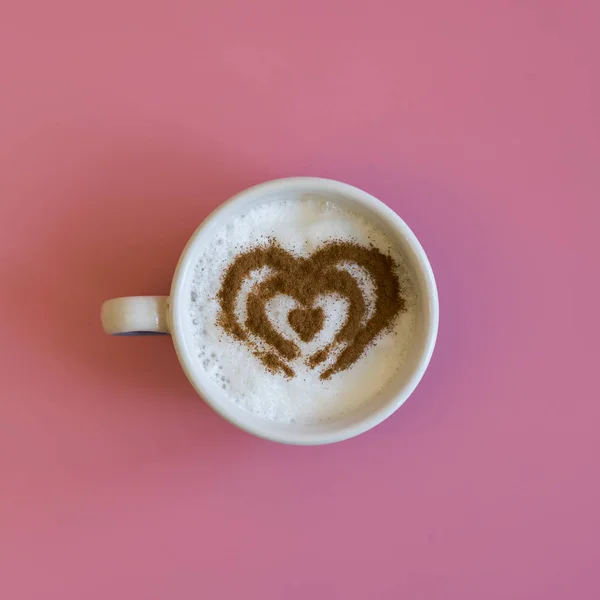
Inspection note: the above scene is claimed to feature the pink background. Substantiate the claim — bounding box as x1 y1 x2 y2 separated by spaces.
1 1 599 598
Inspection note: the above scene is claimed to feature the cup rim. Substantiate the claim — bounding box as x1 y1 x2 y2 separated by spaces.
169 177 439 444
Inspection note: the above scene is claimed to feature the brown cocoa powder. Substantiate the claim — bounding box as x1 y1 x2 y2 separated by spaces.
217 241 404 379
288 307 325 342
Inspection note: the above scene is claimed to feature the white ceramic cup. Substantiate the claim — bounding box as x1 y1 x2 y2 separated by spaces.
101 177 439 444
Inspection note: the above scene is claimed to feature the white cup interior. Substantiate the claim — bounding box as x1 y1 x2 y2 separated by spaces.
170 178 438 444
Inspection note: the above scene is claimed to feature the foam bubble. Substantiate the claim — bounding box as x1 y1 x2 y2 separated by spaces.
187 196 417 424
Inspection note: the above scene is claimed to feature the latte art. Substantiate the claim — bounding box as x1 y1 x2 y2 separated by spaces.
216 242 405 380
187 197 417 424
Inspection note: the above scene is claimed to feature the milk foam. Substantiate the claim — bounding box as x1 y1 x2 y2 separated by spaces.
188 197 417 424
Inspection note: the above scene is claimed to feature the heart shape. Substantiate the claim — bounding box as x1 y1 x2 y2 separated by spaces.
288 306 325 342
217 242 404 379
263 294 349 353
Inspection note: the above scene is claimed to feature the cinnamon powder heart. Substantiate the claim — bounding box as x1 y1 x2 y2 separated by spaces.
288 307 325 342
217 242 405 379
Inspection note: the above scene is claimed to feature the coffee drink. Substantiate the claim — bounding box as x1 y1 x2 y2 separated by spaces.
187 196 416 424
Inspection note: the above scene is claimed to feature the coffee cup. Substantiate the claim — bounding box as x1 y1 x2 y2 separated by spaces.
101 177 439 444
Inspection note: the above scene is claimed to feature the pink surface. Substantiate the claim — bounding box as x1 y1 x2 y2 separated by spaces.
0 1 599 598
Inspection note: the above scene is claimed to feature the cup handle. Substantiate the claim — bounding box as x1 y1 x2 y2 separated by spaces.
101 296 170 336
